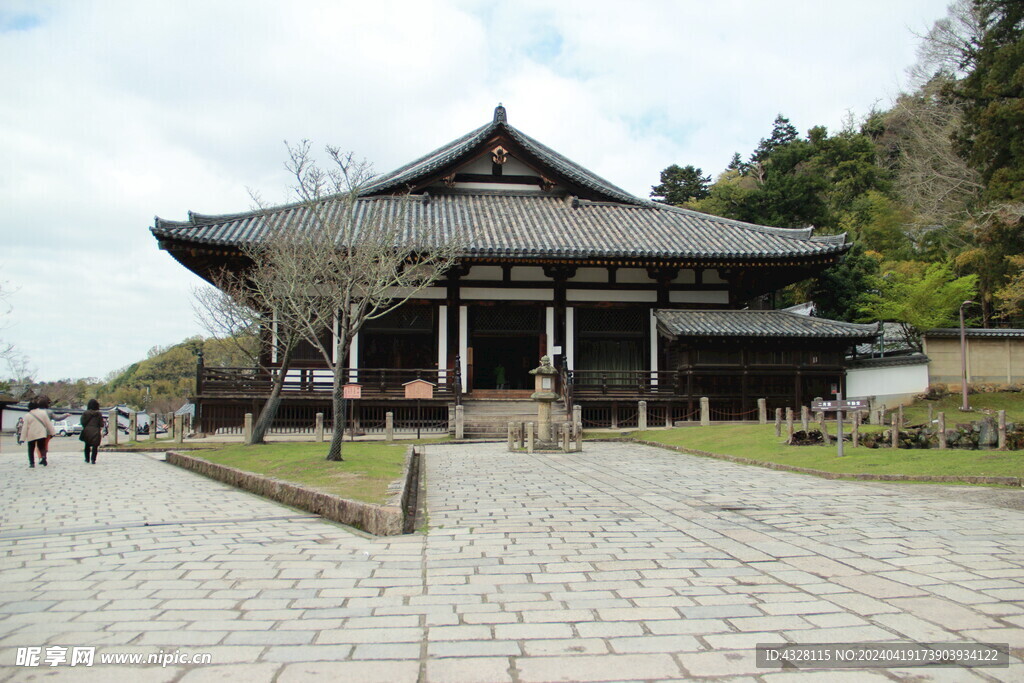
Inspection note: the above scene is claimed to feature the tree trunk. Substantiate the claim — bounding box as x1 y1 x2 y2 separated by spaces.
251 345 295 444
326 371 345 461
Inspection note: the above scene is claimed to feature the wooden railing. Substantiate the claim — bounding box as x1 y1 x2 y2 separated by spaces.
199 366 460 399
567 370 681 398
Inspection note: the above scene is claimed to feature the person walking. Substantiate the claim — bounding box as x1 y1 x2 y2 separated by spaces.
20 396 56 468
80 399 103 464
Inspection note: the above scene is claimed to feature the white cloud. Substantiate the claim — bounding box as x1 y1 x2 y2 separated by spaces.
0 0 951 380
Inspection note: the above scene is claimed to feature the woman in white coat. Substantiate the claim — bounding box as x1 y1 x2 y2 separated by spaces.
20 395 56 468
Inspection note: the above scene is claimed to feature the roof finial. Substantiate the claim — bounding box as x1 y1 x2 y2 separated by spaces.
494 103 507 124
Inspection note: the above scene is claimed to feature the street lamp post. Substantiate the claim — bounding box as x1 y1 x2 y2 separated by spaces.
960 300 977 412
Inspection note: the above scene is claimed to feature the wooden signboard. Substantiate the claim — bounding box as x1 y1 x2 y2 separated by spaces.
404 379 435 400
343 384 362 400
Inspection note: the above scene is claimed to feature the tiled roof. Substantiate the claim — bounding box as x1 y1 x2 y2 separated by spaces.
153 193 848 262
847 353 930 369
925 328 1024 339
359 105 641 205
656 309 879 339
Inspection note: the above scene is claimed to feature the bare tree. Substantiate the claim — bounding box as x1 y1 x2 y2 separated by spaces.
258 141 461 461
192 263 305 444
908 0 986 85
884 80 983 231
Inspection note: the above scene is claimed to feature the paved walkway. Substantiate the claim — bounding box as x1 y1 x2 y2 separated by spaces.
0 440 1022 681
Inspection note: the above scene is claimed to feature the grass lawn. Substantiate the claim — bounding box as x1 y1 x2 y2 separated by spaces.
633 424 1024 479
194 442 409 504
900 391 1024 424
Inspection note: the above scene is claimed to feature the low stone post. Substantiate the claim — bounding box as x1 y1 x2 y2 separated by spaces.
385 412 393 443
891 414 899 449
898 405 904 431
700 397 710 426
998 410 1007 450
852 410 860 448
757 398 767 425
315 412 324 442
129 412 137 441
455 405 464 440
573 404 582 428
243 413 253 445
526 422 534 454
819 413 831 445
774 408 782 437
108 410 118 446
785 407 794 444
638 401 647 431
800 406 810 432
574 421 583 452
938 412 947 449
508 422 515 451
149 413 157 441
665 405 672 428
562 423 570 452
175 415 184 444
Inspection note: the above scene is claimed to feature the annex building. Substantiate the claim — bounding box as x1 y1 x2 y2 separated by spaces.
152 105 877 434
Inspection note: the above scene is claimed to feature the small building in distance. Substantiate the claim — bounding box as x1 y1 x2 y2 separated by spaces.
151 105 877 432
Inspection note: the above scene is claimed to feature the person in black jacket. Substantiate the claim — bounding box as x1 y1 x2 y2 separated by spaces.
80 399 104 464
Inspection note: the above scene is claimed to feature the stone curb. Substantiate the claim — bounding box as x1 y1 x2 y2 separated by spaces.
631 439 1024 487
165 447 420 535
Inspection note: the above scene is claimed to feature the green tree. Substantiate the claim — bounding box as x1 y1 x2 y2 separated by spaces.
859 261 978 350
951 0 1024 202
649 164 711 205
810 244 881 322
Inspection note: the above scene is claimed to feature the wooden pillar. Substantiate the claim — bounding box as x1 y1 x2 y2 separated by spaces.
851 410 860 448
785 407 794 444
998 410 1007 450
938 412 947 449
891 414 899 449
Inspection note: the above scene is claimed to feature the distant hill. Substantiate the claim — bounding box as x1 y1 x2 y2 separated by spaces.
98 335 253 412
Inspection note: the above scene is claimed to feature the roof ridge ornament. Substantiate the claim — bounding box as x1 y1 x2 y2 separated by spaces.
493 103 507 124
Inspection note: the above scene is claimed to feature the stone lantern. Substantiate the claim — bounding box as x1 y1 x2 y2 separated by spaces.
530 355 559 444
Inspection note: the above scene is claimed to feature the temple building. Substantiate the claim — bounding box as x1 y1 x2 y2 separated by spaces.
152 105 877 433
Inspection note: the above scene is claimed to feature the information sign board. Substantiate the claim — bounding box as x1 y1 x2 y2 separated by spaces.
343 384 362 400
811 399 868 412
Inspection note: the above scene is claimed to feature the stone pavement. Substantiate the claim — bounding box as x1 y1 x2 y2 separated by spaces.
0 439 1021 681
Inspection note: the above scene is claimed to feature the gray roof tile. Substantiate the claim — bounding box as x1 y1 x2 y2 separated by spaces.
153 193 848 262
656 309 879 339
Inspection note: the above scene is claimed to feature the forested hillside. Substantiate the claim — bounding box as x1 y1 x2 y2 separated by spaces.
650 0 1023 349
26 336 253 411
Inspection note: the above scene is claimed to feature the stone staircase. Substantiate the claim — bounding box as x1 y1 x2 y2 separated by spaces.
456 398 569 439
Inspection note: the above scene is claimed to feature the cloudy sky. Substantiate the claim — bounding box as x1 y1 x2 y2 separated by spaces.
2 0 952 381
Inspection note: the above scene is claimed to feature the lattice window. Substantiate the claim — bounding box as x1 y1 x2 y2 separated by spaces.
473 306 541 333
363 306 434 333
576 307 645 336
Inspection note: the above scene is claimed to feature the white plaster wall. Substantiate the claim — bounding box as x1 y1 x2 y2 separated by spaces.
846 363 929 407
617 268 652 284
567 289 657 303
569 268 608 283
669 291 729 304
465 266 503 281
